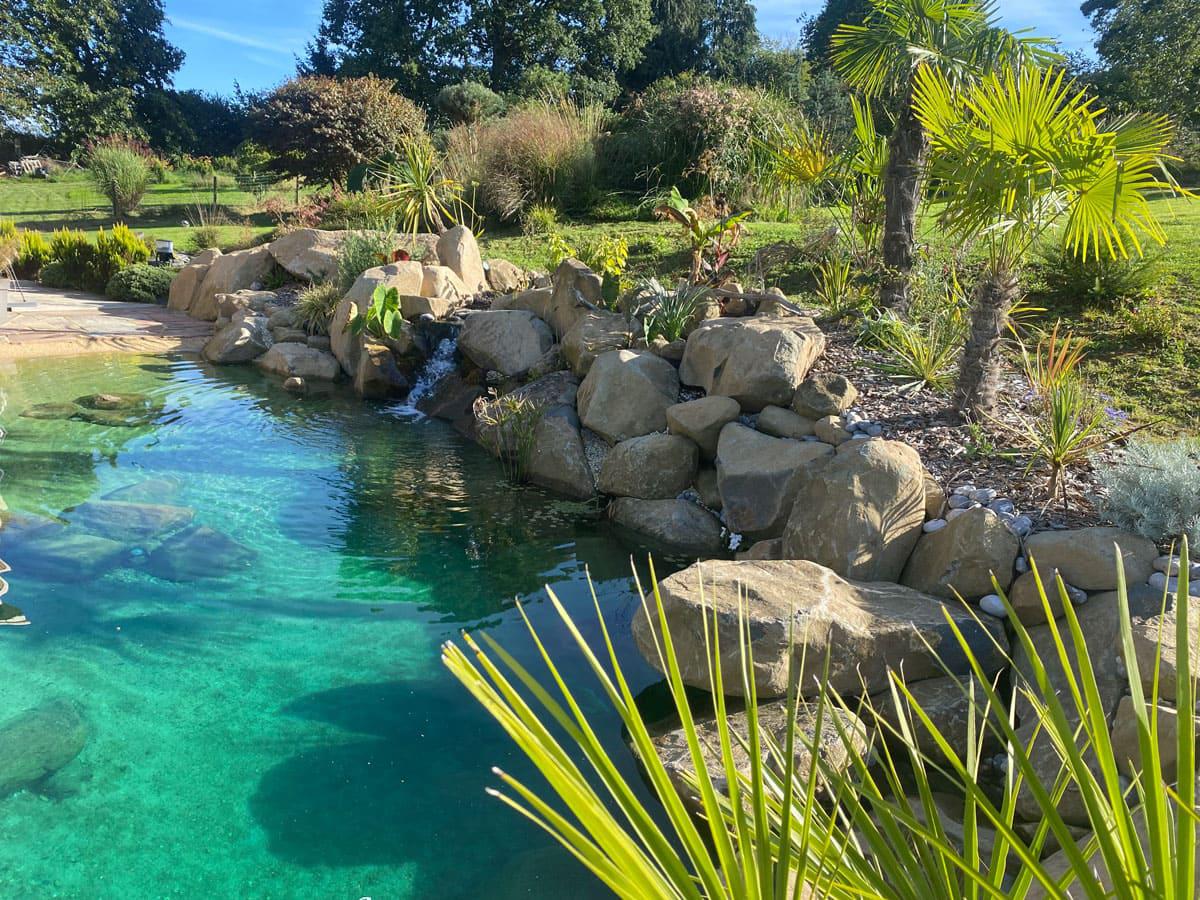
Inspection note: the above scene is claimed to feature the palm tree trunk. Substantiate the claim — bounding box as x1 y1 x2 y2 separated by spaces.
879 95 928 312
955 269 1019 420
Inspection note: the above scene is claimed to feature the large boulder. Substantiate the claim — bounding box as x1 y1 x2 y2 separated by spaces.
609 498 724 557
1127 594 1200 706
486 258 527 294
0 699 87 799
1023 526 1157 592
421 265 469 301
202 316 273 364
632 559 1008 700
577 350 679 444
648 700 870 813
190 246 275 321
4 526 127 582
65 500 193 543
255 343 340 381
354 341 409 399
561 311 634 376
267 228 344 281
680 317 826 412
900 507 1019 600
167 249 220 312
869 674 999 761
597 433 698 499
756 405 816 440
782 439 926 583
217 289 276 319
458 310 554 376
497 287 553 320
791 373 858 419
716 424 834 539
666 396 740 461
436 225 487 294
329 263 425 377
146 524 256 581
529 408 595 500
547 258 602 336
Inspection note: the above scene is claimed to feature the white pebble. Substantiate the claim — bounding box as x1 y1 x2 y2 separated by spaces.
952 484 976 497
923 518 948 533
979 594 1007 618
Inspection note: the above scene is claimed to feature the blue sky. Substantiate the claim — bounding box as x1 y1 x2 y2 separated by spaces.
164 0 1095 95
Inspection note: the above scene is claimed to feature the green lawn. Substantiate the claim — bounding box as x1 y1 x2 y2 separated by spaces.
4 174 1199 428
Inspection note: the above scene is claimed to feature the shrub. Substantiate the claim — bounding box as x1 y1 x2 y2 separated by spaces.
85 136 153 219
93 224 151 287
1117 295 1185 347
435 81 506 125
105 264 175 303
336 228 396 294
1097 437 1200 545
38 260 71 289
1038 242 1161 306
295 282 342 335
251 75 426 185
452 99 607 221
638 280 709 342
318 192 384 230
521 203 559 236
15 229 52 278
376 140 466 235
186 224 223 253
47 228 95 287
610 74 792 201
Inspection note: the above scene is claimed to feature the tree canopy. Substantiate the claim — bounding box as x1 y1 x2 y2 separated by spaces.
0 0 183 150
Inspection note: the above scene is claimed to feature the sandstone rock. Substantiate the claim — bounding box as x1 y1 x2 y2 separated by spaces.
547 259 603 337
190 246 275 321
756 405 816 439
561 311 633 376
666 396 740 461
577 350 679 444
632 559 1007 700
680 316 825 412
458 310 554 376
609 498 724 557
103 478 181 504
498 287 553 320
814 414 851 445
307 334 331 352
529 407 595 500
65 500 193 544
354 341 409 399
202 317 273 364
146 525 255 581
400 294 459 320
0 699 87 799
869 674 999 761
255 343 340 381
900 507 1019 600
167 252 219 313
695 467 722 510
417 373 484 438
1128 595 1200 706
1023 527 1157 591
329 296 362 378
923 472 946 520
792 373 858 419
267 307 297 329
218 290 276 319
271 327 308 344
268 228 344 281
649 700 870 813
716 423 834 539
486 258 526 293
436 225 487 293
421 265 469 301
1110 694 1193 781
737 538 782 560
1007 568 1081 625
783 439 926 582
597 433 698 499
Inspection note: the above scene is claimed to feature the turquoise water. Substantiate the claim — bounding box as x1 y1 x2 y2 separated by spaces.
0 353 674 899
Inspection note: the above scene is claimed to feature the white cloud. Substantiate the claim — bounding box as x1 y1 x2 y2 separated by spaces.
170 16 298 55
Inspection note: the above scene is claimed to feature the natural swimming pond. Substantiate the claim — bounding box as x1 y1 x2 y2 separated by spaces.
0 352 673 898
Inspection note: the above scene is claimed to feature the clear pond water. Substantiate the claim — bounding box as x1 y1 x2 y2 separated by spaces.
0 352 676 899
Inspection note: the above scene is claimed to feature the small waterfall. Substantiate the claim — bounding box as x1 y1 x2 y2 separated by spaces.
390 337 459 419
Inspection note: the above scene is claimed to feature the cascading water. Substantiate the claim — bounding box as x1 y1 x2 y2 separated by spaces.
390 336 459 419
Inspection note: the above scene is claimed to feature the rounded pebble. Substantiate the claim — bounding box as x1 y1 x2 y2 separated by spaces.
1015 556 1029 573
972 488 998 503
1149 571 1168 590
979 594 1007 618
948 494 973 510
866 423 883 437
952 484 976 497
988 498 1016 516
923 518 948 533
1008 515 1033 537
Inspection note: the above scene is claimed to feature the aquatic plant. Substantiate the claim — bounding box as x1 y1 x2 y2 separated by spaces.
348 285 405 341
472 391 545 483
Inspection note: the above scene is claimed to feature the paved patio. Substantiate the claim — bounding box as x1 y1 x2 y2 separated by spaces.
0 282 210 360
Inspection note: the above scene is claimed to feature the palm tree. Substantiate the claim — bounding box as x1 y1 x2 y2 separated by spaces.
912 63 1186 418
831 0 1057 311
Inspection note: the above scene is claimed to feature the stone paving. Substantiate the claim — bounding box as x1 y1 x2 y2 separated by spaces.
0 281 209 360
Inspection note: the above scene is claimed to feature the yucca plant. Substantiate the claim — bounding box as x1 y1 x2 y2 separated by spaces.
642 282 712 343
444 542 1198 899
375 139 467 236
912 64 1189 419
866 307 965 393
814 256 869 318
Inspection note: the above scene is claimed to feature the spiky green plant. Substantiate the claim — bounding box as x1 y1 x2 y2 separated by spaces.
867 308 965 392
443 542 1199 899
376 140 467 237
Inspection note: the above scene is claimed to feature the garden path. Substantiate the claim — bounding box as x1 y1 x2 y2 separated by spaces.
0 282 209 361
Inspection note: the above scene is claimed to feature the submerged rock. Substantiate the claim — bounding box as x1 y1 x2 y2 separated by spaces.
65 500 194 544
103 478 183 504
254 344 340 381
146 525 256 581
609 497 724 557
72 408 160 428
75 393 154 411
5 527 127 582
20 402 80 420
0 699 87 799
